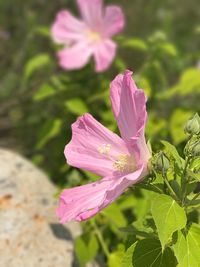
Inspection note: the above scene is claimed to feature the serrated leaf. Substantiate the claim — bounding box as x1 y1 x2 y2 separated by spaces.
173 224 200 267
122 239 177 267
24 53 51 79
151 194 187 249
65 98 88 115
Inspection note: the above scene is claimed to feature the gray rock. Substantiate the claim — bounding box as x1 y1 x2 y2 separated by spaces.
0 149 81 267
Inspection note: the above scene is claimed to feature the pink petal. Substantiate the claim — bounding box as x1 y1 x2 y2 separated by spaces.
51 10 86 44
64 113 129 177
110 70 147 142
57 41 92 70
103 6 125 37
94 39 116 72
110 70 151 165
57 166 144 223
77 0 103 28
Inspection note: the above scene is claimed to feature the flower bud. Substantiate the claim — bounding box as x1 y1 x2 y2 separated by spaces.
184 113 200 135
154 152 170 173
192 141 200 157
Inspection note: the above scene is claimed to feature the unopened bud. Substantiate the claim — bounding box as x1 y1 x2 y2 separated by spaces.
192 141 200 157
155 152 170 173
184 113 200 135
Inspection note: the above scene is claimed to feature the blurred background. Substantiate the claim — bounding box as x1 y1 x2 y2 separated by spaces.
0 0 200 266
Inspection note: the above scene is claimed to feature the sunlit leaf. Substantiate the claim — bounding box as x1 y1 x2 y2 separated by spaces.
109 250 125 267
65 98 88 115
160 43 177 57
173 224 200 267
151 194 187 249
121 38 148 51
162 68 200 98
169 109 193 145
121 242 137 267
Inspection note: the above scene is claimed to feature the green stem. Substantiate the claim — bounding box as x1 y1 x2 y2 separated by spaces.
91 219 110 258
161 157 179 202
163 173 179 202
181 156 191 206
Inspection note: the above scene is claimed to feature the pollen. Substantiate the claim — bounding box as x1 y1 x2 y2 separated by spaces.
86 30 101 43
113 154 136 173
98 144 111 155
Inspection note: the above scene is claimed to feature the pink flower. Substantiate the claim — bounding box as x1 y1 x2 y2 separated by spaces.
57 70 151 223
51 0 125 72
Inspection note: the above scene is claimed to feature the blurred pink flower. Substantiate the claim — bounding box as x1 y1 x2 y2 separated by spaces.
57 70 151 223
51 0 125 72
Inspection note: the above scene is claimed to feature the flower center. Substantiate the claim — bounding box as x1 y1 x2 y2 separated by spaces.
86 30 101 43
113 154 136 174
97 144 136 174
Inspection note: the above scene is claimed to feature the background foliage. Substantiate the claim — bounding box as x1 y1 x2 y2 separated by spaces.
0 0 200 266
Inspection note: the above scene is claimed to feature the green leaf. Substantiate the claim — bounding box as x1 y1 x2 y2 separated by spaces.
121 242 137 267
75 236 89 267
65 98 88 115
34 26 50 37
189 158 200 182
162 68 200 98
103 202 127 227
75 234 99 267
36 119 62 149
24 53 51 79
118 195 136 210
33 83 55 101
160 43 177 57
88 235 99 261
173 224 200 267
151 194 187 249
121 38 148 51
122 239 177 267
109 250 125 267
161 140 184 168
